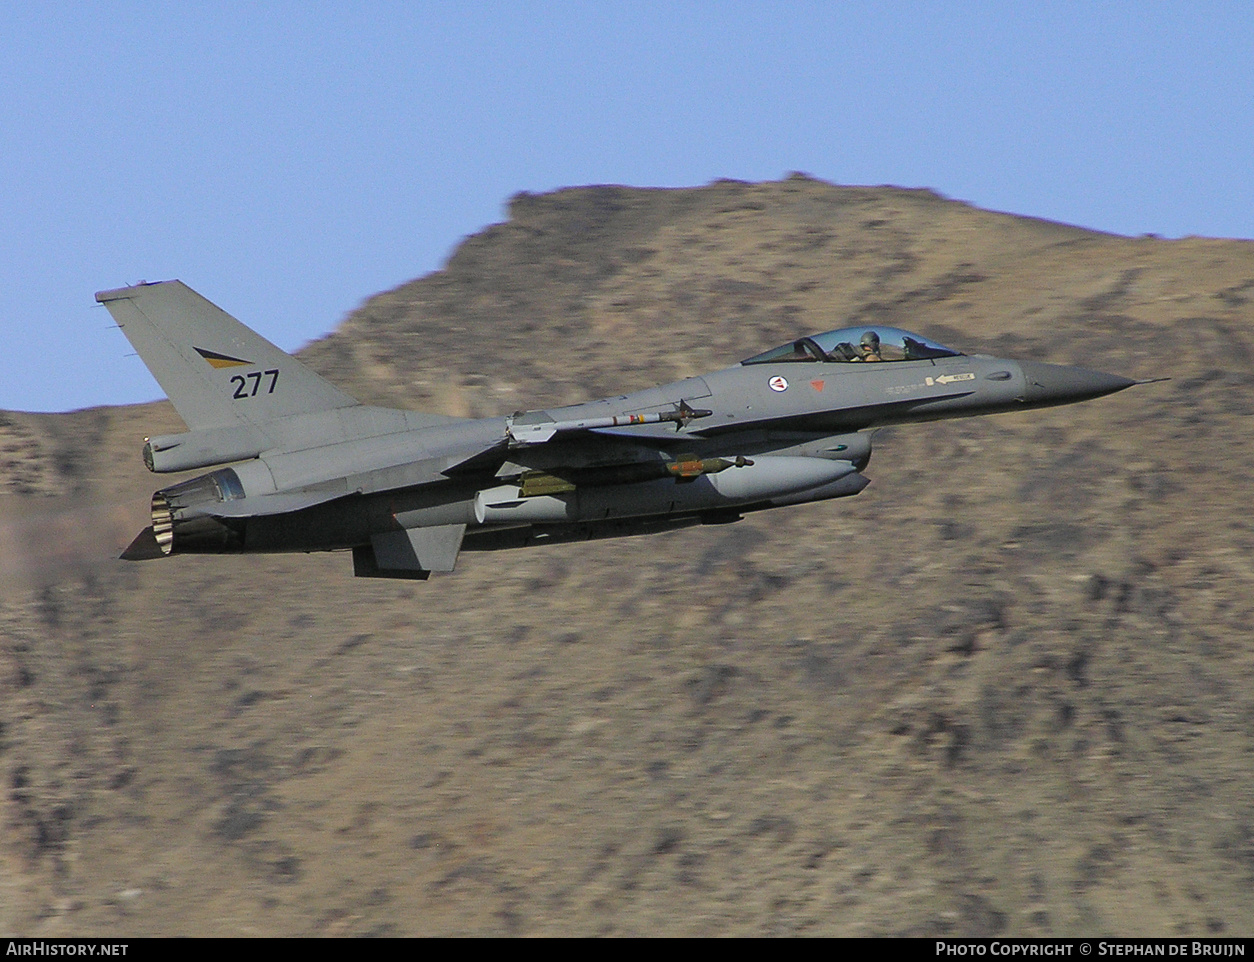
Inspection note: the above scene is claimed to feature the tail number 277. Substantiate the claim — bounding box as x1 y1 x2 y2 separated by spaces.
231 369 280 399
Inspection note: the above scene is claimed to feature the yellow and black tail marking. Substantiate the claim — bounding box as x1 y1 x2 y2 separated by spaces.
194 347 253 369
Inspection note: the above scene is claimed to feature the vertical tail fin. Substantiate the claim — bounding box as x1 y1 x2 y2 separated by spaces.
96 280 358 430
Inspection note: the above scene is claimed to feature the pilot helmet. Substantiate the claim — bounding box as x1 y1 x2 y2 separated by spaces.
860 331 880 350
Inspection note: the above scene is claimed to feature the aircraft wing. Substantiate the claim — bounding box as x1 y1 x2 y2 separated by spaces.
181 417 703 526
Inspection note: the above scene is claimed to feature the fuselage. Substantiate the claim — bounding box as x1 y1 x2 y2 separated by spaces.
101 282 1136 577
144 339 1131 561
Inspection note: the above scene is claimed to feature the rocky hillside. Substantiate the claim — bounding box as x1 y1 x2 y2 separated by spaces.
2 176 1253 936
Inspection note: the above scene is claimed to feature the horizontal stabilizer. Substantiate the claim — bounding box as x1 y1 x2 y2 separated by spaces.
120 526 164 561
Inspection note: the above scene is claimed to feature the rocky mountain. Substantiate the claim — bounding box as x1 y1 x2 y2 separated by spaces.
2 175 1253 936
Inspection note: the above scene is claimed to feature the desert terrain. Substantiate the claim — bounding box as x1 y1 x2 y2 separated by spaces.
2 176 1252 935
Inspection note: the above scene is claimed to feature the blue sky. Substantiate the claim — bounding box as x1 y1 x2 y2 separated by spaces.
3 1 1251 412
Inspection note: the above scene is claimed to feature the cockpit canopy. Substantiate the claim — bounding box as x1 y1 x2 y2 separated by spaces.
741 326 964 365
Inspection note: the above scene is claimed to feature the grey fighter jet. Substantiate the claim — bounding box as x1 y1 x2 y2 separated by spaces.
101 281 1136 580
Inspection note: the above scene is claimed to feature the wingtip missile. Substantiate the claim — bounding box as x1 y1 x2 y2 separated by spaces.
506 401 713 445
660 399 714 429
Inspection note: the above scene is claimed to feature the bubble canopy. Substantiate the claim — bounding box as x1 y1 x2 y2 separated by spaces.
741 326 965 365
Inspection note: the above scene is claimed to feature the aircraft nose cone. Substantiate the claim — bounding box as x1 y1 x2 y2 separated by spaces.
1018 360 1137 407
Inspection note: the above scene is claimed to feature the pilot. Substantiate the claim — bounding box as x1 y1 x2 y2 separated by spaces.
855 330 883 362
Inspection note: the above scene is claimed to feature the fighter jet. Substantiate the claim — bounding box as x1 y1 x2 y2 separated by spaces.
100 280 1136 579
